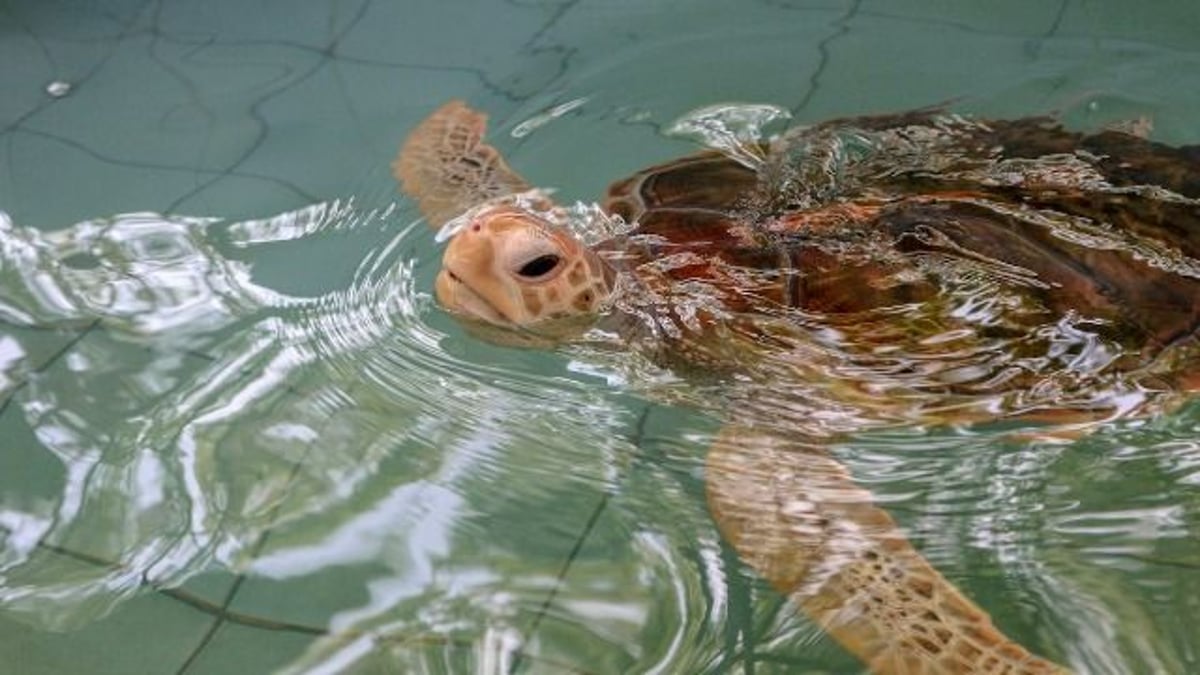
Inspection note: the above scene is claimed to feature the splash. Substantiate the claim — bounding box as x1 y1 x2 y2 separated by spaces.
510 97 590 138
666 103 791 170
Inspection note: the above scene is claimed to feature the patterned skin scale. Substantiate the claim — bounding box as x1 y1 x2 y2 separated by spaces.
395 100 1200 673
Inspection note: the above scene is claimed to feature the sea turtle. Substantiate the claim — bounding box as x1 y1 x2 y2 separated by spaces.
394 100 1200 674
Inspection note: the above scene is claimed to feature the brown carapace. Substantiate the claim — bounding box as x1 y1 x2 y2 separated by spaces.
396 99 1200 673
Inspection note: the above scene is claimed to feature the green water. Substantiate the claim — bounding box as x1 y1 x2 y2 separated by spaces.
2 1 1199 673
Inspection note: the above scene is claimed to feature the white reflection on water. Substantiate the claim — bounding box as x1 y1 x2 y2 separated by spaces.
0 203 637 653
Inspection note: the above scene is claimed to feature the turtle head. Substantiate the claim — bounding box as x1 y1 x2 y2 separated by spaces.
435 203 615 345
396 100 617 346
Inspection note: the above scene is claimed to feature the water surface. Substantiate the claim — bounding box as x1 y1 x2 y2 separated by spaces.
2 1 1199 673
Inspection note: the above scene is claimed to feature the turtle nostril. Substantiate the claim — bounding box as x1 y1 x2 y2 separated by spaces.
517 254 562 278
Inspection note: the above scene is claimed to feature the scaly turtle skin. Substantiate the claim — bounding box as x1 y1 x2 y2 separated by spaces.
394 100 1200 674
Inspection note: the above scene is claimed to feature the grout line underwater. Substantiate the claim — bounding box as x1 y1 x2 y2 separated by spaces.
508 404 650 674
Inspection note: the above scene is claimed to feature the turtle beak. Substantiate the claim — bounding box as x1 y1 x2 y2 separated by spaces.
435 266 515 325
436 227 536 325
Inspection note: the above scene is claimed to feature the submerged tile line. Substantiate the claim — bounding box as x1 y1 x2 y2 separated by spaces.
326 0 375 55
0 0 1098 231
8 0 469 222
0 0 155 136
155 35 539 104
513 0 582 48
32 319 103 375
151 0 376 214
505 0 581 103
0 390 17 421
515 0 582 58
34 539 599 673
138 0 318 204
1024 0 1072 61
33 529 1198 670
33 540 323 634
35 541 124 570
160 65 324 215
858 3 1075 43
4 0 576 228
516 493 610 652
9 333 325 674
716 534 794 674
2 1 58 79
0 320 103 417
172 365 323 674
156 585 327 636
1045 0 1071 39
172 490 297 675
1 315 339 673
1 0 157 221
144 0 210 127
12 127 319 203
790 0 862 117
508 405 650 675
171 322 396 673
322 0 381 155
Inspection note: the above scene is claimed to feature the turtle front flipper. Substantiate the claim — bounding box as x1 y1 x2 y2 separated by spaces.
393 100 533 228
705 425 1068 674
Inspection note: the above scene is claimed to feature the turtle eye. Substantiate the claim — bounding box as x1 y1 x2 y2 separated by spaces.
516 254 562 278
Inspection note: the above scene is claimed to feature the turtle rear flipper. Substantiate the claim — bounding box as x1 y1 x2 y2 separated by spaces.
394 100 532 228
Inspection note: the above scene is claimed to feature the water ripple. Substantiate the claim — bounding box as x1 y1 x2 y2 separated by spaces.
0 203 635 641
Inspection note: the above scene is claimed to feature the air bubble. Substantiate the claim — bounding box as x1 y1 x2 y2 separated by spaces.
46 81 72 98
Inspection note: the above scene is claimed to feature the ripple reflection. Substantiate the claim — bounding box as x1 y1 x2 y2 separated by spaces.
0 202 637 661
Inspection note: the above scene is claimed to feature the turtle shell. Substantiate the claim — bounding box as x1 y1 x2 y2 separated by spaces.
599 112 1200 395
